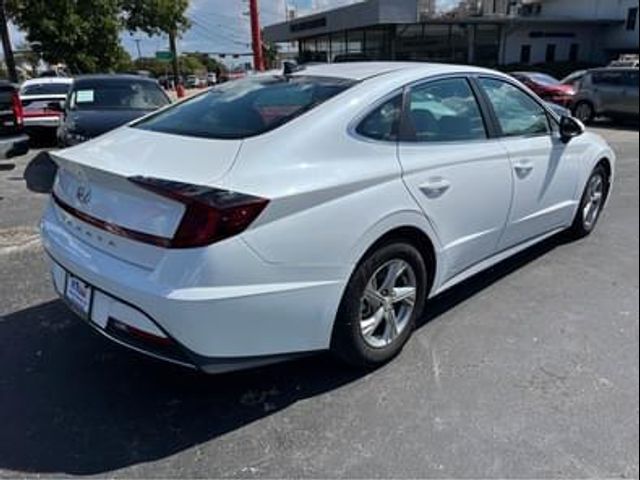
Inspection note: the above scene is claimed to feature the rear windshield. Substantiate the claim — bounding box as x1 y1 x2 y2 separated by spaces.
69 81 169 111
134 75 356 139
21 83 70 96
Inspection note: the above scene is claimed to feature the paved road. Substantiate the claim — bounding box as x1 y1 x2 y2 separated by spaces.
0 124 638 478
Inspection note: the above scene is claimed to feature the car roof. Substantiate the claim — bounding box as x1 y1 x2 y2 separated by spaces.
21 77 73 86
73 74 158 84
290 62 496 81
588 66 639 73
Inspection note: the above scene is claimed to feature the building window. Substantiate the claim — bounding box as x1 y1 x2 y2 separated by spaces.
520 45 531 64
546 44 556 63
569 43 579 62
627 7 638 31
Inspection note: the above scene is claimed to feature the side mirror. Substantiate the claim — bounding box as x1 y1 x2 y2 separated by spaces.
560 115 585 142
47 100 65 112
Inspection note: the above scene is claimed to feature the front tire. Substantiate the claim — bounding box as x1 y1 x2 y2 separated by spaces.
568 165 609 239
331 242 428 368
573 101 595 124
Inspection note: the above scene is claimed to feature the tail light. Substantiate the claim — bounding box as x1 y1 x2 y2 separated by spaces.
11 91 24 127
129 177 269 249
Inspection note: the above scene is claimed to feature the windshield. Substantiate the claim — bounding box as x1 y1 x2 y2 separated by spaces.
21 83 70 96
69 81 169 111
529 73 561 86
134 75 356 139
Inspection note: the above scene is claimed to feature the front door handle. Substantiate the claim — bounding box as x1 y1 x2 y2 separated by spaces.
420 178 451 198
514 160 534 179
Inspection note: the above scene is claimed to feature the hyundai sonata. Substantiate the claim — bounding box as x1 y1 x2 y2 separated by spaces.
41 63 615 373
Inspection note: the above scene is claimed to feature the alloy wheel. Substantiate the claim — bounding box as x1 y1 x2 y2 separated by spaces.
583 174 605 230
359 259 417 349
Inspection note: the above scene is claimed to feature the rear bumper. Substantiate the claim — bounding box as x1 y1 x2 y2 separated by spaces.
41 200 346 373
0 134 29 159
24 116 61 128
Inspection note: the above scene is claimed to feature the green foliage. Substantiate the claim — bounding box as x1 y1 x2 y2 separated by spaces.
6 0 125 73
120 0 190 36
134 53 222 77
5 0 190 74
263 42 279 70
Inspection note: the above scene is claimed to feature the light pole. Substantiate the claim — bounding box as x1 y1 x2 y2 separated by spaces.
249 0 265 71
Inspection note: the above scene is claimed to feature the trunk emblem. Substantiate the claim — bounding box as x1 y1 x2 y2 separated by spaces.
74 168 92 206
76 184 92 205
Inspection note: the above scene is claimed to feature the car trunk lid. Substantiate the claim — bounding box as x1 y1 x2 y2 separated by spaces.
51 127 243 267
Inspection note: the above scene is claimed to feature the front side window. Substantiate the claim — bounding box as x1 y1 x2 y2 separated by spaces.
624 70 640 87
405 78 487 142
592 71 625 86
70 81 169 111
479 78 550 137
356 95 402 141
136 75 355 139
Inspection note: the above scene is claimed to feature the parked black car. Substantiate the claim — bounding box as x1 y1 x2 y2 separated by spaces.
0 81 29 161
57 75 171 147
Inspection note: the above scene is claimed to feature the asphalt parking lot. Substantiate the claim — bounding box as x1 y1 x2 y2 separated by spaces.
0 123 638 478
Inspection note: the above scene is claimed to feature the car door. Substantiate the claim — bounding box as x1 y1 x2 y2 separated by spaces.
398 77 513 281
476 77 580 250
591 70 627 115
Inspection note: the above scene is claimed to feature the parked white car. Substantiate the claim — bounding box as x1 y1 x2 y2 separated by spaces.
41 63 615 373
19 77 73 131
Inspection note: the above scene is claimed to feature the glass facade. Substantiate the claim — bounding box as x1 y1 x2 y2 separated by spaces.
418 0 512 18
299 27 395 63
393 23 501 65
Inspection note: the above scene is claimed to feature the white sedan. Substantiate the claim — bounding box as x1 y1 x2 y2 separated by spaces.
41 63 615 373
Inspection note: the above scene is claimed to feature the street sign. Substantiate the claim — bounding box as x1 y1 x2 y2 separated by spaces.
155 51 173 62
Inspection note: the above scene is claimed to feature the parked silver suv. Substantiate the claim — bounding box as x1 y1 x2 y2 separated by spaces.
572 68 639 123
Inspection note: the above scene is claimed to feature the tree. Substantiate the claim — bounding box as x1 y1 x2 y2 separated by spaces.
0 0 18 82
6 0 124 73
121 0 190 86
263 42 279 70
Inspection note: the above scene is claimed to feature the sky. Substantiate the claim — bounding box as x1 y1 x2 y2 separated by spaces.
10 0 362 61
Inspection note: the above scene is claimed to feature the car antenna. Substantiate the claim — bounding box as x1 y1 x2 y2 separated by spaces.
283 61 305 76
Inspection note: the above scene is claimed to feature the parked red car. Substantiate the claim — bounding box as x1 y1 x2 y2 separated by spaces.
510 72 576 107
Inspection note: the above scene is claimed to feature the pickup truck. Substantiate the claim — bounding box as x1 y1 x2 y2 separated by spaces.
0 81 29 162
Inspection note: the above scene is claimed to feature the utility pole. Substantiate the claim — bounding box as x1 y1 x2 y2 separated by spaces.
249 0 265 71
169 29 184 97
0 0 18 83
134 38 143 59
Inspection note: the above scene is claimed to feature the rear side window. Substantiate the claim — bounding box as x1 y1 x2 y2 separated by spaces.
136 76 355 139
479 78 550 137
406 78 487 142
356 95 402 141
20 83 70 96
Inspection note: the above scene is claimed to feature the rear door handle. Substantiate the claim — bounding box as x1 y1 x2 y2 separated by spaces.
420 178 451 198
514 160 534 178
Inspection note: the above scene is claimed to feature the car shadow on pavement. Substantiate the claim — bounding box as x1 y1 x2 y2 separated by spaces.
24 151 58 194
0 233 572 476
591 117 640 132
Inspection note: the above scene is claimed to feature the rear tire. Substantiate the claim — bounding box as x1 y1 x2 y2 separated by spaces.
568 165 609 239
331 241 428 368
573 101 595 124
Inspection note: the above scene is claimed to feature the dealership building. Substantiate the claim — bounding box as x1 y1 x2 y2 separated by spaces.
264 0 639 66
